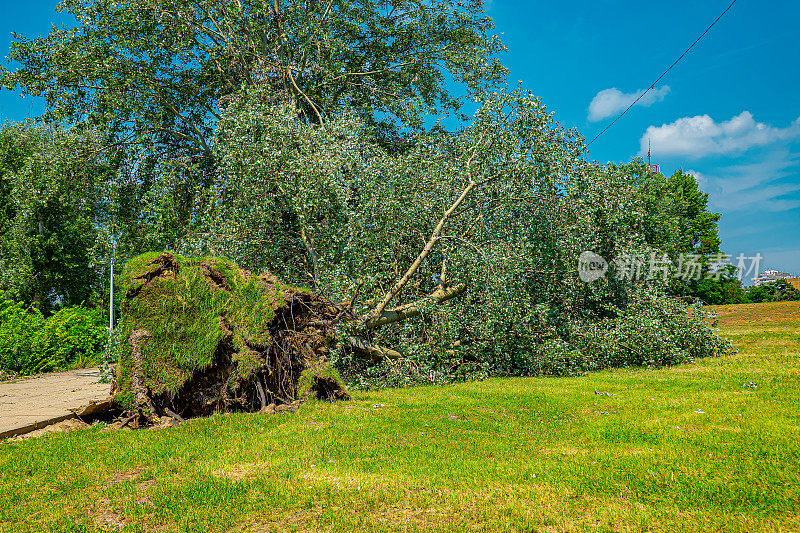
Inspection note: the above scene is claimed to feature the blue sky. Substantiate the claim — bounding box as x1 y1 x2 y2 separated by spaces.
1 0 798 278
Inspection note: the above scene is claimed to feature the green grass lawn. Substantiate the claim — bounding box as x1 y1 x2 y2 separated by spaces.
1 304 799 532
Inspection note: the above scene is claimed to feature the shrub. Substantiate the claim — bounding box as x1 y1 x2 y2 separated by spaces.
0 291 107 375
31 306 108 373
0 293 44 374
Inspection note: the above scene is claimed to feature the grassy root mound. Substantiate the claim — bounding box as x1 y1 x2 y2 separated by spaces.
112 252 350 427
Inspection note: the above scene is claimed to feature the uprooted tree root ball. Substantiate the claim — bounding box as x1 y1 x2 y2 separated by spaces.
111 252 350 427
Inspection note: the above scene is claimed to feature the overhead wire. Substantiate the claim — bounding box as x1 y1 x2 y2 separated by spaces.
586 0 739 147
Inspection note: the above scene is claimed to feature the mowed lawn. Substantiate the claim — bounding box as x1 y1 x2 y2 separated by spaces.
1 304 799 532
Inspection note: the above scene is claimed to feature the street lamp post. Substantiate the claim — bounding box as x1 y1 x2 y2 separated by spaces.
109 243 114 330
99 240 116 335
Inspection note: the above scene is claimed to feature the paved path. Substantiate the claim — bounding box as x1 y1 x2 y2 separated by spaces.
0 368 111 438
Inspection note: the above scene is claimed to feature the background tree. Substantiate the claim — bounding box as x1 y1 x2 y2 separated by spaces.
744 284 774 303
0 124 39 241
0 123 114 314
752 280 800 303
637 167 721 258
633 166 723 300
691 264 745 305
774 280 800 301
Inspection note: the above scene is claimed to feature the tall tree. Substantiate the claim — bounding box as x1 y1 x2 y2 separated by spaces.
637 168 721 259
2 0 506 157
0 123 114 313
2 0 506 252
0 123 39 237
634 166 723 298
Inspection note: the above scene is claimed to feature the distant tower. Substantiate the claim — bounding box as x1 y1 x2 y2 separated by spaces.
647 139 660 174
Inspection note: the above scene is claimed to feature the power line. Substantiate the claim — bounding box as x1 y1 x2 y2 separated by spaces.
586 0 739 148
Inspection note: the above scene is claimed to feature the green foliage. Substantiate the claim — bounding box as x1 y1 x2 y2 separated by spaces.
744 285 774 303
668 266 800 307
297 359 349 402
633 166 726 300
100 322 124 383
2 0 504 145
0 123 39 234
774 280 800 302
31 305 108 372
744 280 800 303
636 168 721 260
0 293 44 374
0 291 106 375
0 0 734 390
691 265 746 305
1 0 507 269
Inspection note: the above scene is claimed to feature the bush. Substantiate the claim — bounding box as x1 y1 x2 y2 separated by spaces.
0 291 107 375
0 294 44 373
32 306 108 372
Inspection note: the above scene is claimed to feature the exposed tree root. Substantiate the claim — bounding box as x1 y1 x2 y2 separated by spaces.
112 252 350 427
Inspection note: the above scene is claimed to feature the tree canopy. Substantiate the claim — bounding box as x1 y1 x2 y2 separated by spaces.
0 123 114 313
2 0 507 260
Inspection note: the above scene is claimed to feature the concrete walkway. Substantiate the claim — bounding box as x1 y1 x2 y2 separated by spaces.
0 368 111 439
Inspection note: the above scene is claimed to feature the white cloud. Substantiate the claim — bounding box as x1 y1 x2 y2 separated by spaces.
685 151 800 213
588 86 670 122
640 112 800 159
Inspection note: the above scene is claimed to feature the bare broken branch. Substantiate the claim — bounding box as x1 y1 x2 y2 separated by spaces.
366 283 467 329
366 180 475 322
347 336 402 362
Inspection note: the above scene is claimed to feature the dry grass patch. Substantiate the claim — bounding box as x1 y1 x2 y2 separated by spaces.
94 498 126 531
708 301 800 326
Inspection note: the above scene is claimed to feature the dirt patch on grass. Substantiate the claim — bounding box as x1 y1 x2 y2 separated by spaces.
94 498 126 531
111 468 146 484
374 506 451 528
211 462 275 481
245 503 470 532
540 447 590 457
475 406 509 416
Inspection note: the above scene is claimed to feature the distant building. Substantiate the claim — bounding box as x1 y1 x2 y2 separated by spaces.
753 270 794 286
788 277 800 291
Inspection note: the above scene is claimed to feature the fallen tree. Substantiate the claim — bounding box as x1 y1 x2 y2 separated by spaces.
169 89 734 390
110 91 734 411
5 0 734 399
